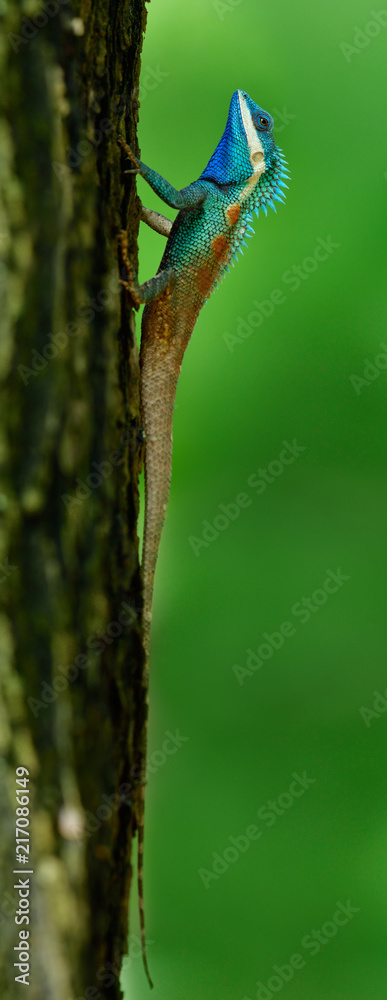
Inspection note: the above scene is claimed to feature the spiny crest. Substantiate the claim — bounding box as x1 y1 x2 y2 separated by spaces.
213 152 290 291
251 149 290 218
230 150 290 251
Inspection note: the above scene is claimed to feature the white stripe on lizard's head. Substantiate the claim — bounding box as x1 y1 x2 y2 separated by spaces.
237 89 266 201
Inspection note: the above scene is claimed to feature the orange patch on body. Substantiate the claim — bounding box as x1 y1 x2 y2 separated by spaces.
212 234 228 258
226 203 241 226
197 262 217 299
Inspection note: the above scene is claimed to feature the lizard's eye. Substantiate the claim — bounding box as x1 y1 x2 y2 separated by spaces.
253 111 272 132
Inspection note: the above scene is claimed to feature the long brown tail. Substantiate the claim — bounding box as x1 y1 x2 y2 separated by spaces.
137 795 153 988
141 317 184 663
137 309 185 988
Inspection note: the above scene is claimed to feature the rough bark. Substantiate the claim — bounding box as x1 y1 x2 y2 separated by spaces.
0 0 147 996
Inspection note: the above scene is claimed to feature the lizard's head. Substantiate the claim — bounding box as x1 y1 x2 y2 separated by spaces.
200 90 278 185
237 90 276 171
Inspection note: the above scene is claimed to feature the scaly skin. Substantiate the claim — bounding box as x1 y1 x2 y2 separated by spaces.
119 89 289 988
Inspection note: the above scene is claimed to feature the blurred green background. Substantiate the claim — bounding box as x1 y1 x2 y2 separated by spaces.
122 1 387 998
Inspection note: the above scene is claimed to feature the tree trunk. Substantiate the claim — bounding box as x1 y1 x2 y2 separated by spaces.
0 1 147 996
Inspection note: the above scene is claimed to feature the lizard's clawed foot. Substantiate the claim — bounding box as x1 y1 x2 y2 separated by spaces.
117 135 140 170
119 230 142 310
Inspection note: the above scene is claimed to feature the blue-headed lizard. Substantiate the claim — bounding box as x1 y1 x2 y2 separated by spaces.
119 89 289 987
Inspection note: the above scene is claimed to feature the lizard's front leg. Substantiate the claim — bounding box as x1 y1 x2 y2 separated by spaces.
140 206 172 238
118 135 207 210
